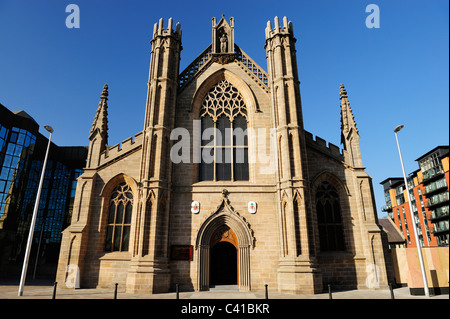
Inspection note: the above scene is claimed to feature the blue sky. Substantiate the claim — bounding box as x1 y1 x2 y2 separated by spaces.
0 0 448 217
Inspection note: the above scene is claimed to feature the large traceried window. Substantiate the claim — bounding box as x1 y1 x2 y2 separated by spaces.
316 181 345 251
199 80 249 181
105 182 133 252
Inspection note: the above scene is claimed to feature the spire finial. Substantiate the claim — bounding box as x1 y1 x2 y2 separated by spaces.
90 83 109 142
340 83 358 144
339 83 347 99
101 84 109 99
339 83 363 167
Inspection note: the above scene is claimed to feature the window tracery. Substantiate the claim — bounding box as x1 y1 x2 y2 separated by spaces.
105 182 133 252
316 181 345 251
199 80 249 181
200 79 247 121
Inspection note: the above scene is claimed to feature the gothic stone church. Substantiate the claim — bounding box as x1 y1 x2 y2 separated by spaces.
56 16 391 294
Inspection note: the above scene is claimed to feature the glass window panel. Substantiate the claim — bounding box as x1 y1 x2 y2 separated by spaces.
108 202 116 224
317 202 325 224
319 226 327 251
201 116 214 146
0 126 7 139
10 132 18 143
234 148 249 181
105 226 113 251
12 127 19 133
324 201 332 223
5 181 12 193
3 155 13 168
199 149 214 181
217 116 230 146
233 115 248 146
328 226 337 250
333 201 341 223
6 144 15 155
17 133 25 145
0 167 10 180
24 135 30 147
216 148 231 181
125 202 132 224
13 145 22 157
116 202 124 224
201 145 214 164
335 226 345 250
113 226 122 251
122 226 130 251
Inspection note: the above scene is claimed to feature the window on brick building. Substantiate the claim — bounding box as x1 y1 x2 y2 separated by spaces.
105 182 133 252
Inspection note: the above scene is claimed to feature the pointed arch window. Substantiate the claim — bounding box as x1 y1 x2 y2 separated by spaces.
199 80 249 181
316 181 345 251
105 182 133 252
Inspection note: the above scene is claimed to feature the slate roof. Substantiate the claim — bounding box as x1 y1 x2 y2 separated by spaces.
379 217 406 244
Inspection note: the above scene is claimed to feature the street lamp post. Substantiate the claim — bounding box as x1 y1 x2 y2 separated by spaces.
394 124 430 297
18 125 54 297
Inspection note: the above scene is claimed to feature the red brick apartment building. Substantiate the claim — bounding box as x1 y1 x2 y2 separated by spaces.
380 146 449 248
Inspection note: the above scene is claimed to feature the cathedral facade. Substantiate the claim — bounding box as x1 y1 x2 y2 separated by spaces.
56 16 391 294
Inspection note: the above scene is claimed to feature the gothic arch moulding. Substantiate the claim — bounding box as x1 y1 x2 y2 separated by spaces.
190 69 260 116
97 173 139 235
99 173 139 199
195 197 255 249
310 170 353 253
195 190 255 291
310 170 350 198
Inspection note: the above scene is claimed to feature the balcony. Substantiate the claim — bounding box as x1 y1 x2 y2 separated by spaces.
421 166 444 184
432 220 450 235
424 180 449 196
428 206 449 222
424 191 449 209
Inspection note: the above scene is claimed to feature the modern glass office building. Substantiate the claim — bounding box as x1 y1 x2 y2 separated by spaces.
0 103 87 279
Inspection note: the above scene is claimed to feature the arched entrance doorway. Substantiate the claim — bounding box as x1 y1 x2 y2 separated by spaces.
210 226 238 286
195 195 254 292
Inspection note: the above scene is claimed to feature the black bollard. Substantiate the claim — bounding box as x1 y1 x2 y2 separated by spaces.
265 284 268 299
52 282 57 299
176 284 179 299
114 283 118 299
389 283 395 299
328 284 332 299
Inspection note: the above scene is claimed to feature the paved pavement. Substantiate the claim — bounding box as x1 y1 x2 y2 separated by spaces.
0 280 448 299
